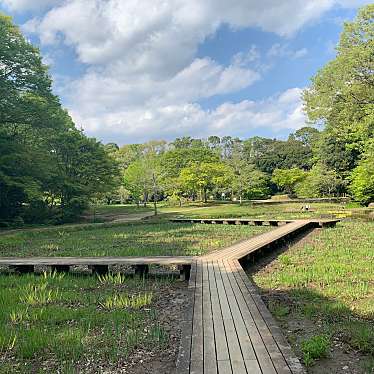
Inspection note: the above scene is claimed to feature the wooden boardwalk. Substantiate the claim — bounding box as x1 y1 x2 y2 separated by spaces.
176 220 330 374
0 218 339 373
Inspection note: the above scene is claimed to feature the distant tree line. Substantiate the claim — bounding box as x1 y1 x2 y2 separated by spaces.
109 5 374 209
0 14 118 227
0 5 373 227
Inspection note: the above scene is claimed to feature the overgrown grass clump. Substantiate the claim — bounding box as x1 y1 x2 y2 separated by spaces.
0 272 171 373
253 221 374 368
0 222 269 257
301 335 330 366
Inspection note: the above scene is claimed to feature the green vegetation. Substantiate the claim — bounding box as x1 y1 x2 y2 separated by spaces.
1 5 373 230
0 222 270 257
0 272 171 373
0 14 118 227
301 335 330 366
253 221 374 367
161 201 354 220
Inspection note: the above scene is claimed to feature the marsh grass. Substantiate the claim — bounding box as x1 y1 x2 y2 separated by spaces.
0 222 269 257
253 221 374 367
0 273 172 372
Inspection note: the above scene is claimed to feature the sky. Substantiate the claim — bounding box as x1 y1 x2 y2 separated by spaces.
0 0 371 145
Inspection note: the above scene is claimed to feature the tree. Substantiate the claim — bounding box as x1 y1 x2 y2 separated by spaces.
295 164 342 198
303 4 374 177
46 129 119 222
350 141 374 205
242 137 312 174
123 156 161 214
231 163 270 203
271 168 307 195
0 14 118 224
293 127 320 148
179 162 232 202
160 144 218 179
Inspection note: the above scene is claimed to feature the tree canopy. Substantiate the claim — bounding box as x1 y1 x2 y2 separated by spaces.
0 14 118 225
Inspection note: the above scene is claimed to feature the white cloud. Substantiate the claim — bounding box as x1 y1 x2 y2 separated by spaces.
12 0 367 143
268 44 308 59
69 87 305 144
0 0 61 11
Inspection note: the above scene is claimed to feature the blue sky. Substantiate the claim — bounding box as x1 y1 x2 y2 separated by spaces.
0 1 370 145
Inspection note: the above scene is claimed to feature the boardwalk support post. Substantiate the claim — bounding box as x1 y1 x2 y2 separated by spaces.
50 265 70 273
9 265 34 274
179 264 191 281
134 264 149 277
90 265 109 276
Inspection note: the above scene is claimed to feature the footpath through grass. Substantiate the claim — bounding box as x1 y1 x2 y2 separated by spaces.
0 222 270 257
252 221 374 372
0 272 177 373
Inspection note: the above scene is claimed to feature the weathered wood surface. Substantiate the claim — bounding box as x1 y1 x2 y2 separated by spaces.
175 221 321 373
0 256 194 266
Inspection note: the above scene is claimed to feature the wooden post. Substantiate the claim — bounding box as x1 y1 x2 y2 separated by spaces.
90 265 109 275
50 265 70 273
134 264 149 277
179 265 191 281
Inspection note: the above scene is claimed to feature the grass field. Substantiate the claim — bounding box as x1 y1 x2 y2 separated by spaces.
1 202 373 372
252 221 374 371
0 222 270 257
160 201 355 220
0 272 177 373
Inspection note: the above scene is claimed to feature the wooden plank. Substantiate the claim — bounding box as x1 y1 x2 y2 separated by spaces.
208 261 230 363
218 261 256 362
217 360 232 374
212 261 247 372
176 262 196 374
202 262 218 374
230 260 293 374
0 256 194 266
190 262 204 366
225 260 278 374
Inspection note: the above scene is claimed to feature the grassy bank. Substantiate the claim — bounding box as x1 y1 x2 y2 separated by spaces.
251 221 374 372
0 272 179 373
0 222 270 257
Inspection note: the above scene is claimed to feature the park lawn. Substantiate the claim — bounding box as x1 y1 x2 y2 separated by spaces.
0 272 178 373
251 221 374 371
0 222 270 257
93 204 152 215
160 202 353 220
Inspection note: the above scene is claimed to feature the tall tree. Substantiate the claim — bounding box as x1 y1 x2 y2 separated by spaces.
350 140 374 205
303 4 374 176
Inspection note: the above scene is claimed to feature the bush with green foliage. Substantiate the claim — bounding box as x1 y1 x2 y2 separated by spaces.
350 141 374 205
